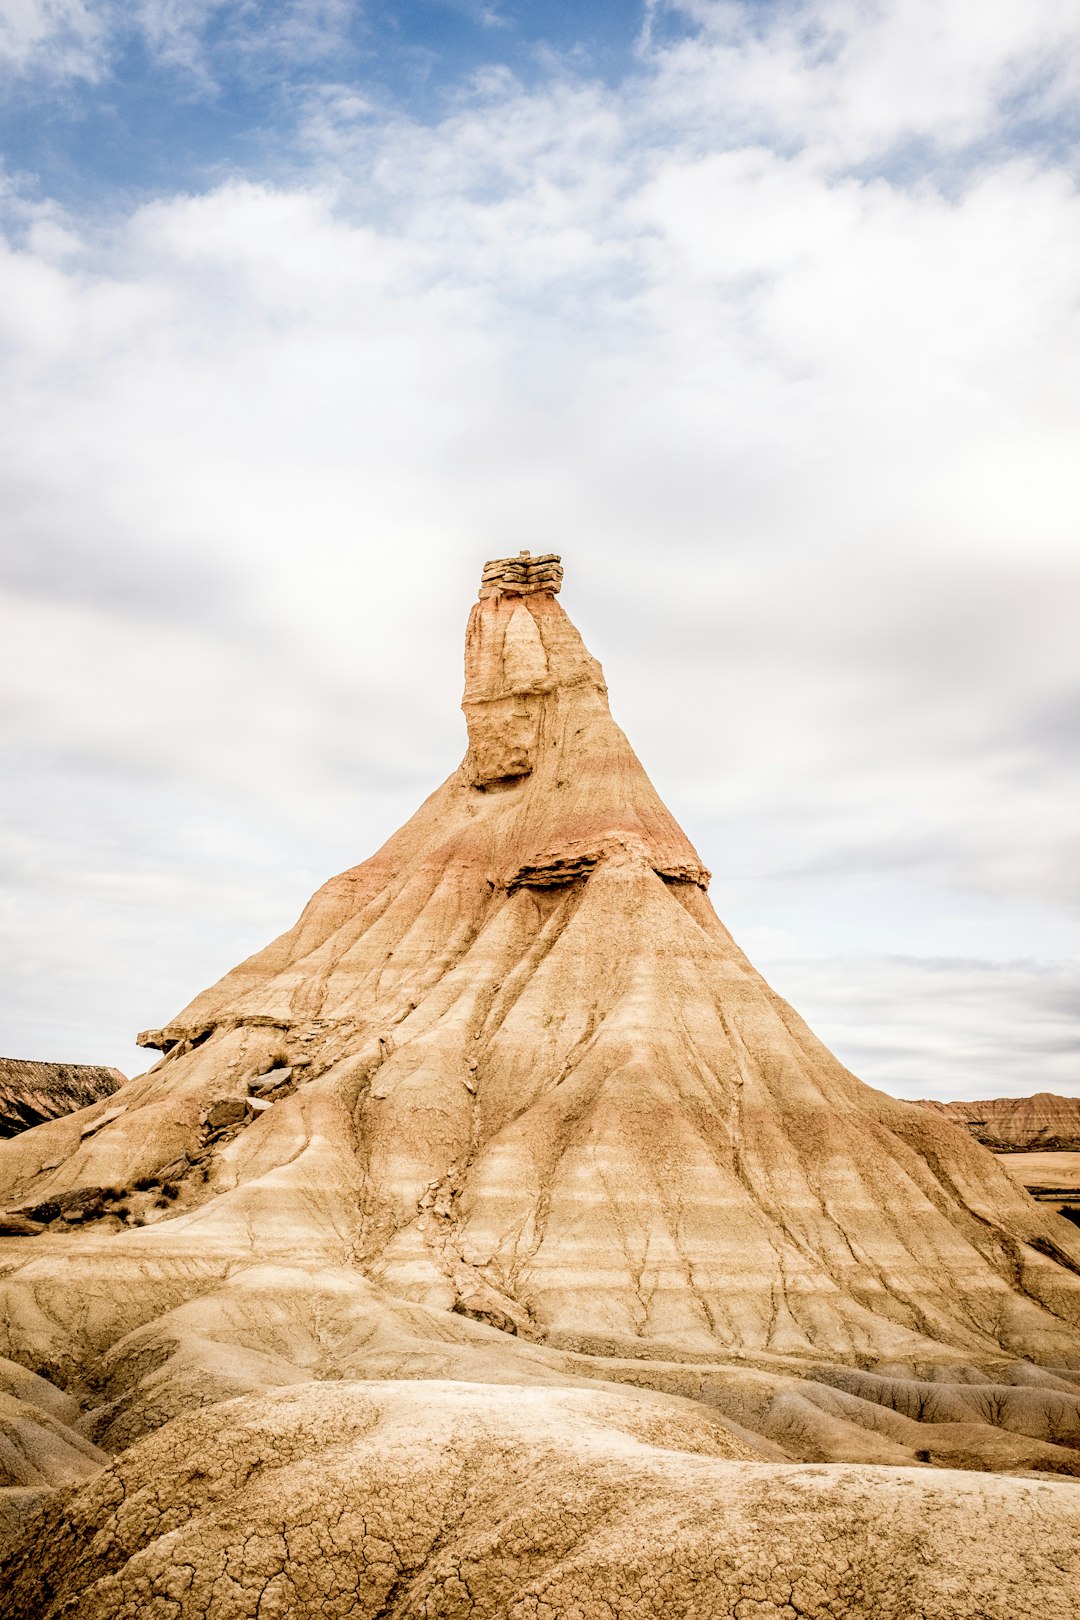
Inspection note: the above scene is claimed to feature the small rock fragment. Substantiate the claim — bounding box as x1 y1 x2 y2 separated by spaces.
79 1105 127 1139
204 1097 247 1132
249 1067 292 1094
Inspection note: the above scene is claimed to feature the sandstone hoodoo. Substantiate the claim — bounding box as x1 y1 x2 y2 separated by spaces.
107 549 1078 1363
2 556 1080 1616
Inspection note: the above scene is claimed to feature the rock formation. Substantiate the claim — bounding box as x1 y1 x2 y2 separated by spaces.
0 1058 125 1140
2 555 1080 1616
919 1092 1080 1151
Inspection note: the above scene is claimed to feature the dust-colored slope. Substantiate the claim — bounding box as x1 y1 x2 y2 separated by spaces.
0 1356 106 1543
0 1059 125 1139
920 1092 1080 1150
5 1380 1079 1620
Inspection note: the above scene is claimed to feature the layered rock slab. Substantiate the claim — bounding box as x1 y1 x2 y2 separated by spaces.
920 1092 1080 1151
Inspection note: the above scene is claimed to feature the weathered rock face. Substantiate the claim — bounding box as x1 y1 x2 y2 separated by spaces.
2 556 1080 1614
919 1092 1080 1151
0 1059 125 1139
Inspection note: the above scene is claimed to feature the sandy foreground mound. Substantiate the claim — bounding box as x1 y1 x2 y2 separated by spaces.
6 1379 1080 1620
2 553 1080 1614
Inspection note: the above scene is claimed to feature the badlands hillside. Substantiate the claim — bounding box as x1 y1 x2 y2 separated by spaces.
0 1058 125 1139
1 553 1079 1618
919 1092 1080 1151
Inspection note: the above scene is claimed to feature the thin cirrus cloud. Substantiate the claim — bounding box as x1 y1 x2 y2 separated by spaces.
0 0 1077 1100
0 1 353 81
0 1 102 77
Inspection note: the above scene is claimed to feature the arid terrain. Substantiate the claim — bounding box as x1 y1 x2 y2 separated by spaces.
999 1151 1080 1227
1 554 1078 1618
0 1058 125 1141
920 1092 1080 1151
1001 1153 1080 1191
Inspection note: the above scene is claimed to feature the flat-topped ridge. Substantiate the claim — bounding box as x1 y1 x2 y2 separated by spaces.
0 1056 126 1138
479 550 562 598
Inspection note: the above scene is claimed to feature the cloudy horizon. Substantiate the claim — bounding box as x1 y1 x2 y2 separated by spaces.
1 0 1077 1102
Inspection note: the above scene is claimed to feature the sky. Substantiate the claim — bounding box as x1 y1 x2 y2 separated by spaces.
1 0 1078 1102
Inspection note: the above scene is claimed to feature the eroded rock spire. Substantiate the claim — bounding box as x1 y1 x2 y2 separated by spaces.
2 554 1079 1398
5 555 1080 1613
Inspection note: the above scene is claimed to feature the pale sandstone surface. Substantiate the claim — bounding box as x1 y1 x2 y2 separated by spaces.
5 1381 1080 1620
1 556 1080 1611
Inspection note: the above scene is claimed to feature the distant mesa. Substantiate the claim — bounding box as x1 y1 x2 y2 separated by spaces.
0 1058 125 1140
917 1092 1080 1152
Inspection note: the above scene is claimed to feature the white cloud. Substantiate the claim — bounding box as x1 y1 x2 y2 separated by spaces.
0 0 104 78
0 0 353 86
755 950 1080 1101
646 0 1080 162
131 0 353 84
0 2 1077 1093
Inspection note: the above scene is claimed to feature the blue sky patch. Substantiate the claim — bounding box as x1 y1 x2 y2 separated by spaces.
1 0 657 207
